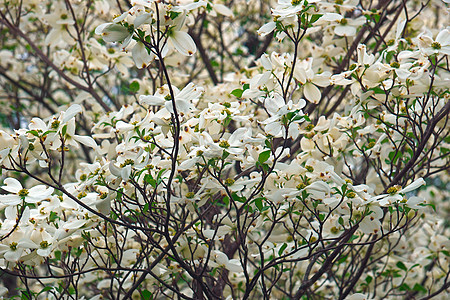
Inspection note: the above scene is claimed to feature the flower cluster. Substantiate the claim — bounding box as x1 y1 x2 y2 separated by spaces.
0 0 448 299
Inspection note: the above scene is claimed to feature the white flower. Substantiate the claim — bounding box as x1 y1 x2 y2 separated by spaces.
17 228 57 258
0 130 14 151
132 42 155 69
294 61 331 104
272 0 321 18
333 17 365 37
0 178 53 206
345 293 374 300
265 188 300 203
418 29 450 56
261 92 306 137
210 250 243 273
169 31 197 56
0 241 24 262
140 83 203 115
406 196 426 209
258 22 276 36
359 205 383 235
164 11 197 56
96 23 133 47
374 178 426 206
399 178 426 194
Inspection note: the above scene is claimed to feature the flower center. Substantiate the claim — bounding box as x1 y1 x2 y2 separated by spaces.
431 42 441 50
120 159 135 168
305 124 315 131
18 188 29 197
51 120 60 129
40 241 50 249
296 183 306 190
224 178 235 186
387 186 399 195
10 242 18 251
219 141 230 148
330 226 340 234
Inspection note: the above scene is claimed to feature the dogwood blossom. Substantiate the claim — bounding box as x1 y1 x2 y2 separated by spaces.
0 178 53 206
0 0 448 299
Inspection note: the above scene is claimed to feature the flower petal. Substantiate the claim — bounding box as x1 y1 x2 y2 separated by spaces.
2 178 22 193
73 135 98 149
436 29 450 46
312 72 331 87
134 13 152 28
400 178 425 194
62 104 82 123
0 194 22 205
257 22 276 36
170 31 196 56
139 95 165 106
335 25 356 37
101 24 130 42
132 42 155 69
214 4 233 17
303 83 321 104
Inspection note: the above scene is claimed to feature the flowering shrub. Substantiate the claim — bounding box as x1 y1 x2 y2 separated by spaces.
0 0 449 299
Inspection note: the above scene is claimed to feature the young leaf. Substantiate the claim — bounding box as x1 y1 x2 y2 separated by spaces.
258 150 271 164
130 81 140 93
230 89 243 98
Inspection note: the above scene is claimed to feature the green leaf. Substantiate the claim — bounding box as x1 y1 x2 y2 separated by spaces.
396 261 407 271
338 255 347 264
156 168 166 182
141 290 153 300
37 286 53 296
144 174 156 188
254 197 263 211
413 283 427 293
373 14 381 23
49 211 59 223
258 150 271 164
231 192 245 203
399 283 411 291
222 150 230 160
62 124 67 136
169 11 181 20
21 290 33 300
278 243 287 256
222 196 230 206
130 81 140 93
28 130 40 137
230 89 243 98
310 14 322 24
143 203 149 213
